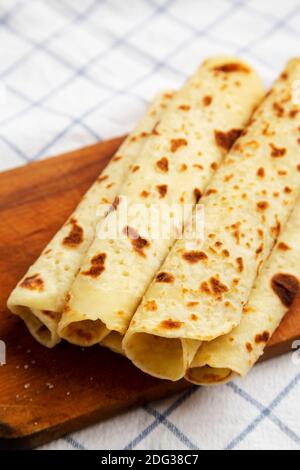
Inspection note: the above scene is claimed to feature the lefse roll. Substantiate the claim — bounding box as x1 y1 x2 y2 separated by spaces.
186 194 300 385
123 59 300 381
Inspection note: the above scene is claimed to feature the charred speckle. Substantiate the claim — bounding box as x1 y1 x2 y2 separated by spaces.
170 138 188 153
20 274 44 292
156 272 175 283
123 226 150 258
63 218 84 248
271 273 299 307
81 253 107 278
156 184 168 198
182 251 208 263
160 319 182 329
215 129 242 151
156 157 169 173
213 62 250 73
270 143 287 158
255 331 270 344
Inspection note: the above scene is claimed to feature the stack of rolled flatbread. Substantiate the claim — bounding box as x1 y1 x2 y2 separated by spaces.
8 56 300 386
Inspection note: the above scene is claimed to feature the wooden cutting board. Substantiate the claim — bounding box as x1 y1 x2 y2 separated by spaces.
0 136 300 450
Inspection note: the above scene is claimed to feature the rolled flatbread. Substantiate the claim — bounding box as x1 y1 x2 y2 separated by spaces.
124 58 300 381
186 195 300 385
7 91 174 347
58 56 264 347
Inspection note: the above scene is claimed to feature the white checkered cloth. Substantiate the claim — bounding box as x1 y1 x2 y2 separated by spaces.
1 0 300 450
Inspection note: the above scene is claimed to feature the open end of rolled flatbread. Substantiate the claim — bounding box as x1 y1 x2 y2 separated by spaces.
12 306 60 348
59 56 264 348
186 366 234 385
7 91 174 348
59 319 109 347
123 333 199 381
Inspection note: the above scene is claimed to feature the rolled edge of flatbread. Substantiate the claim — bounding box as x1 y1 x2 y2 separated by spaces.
186 194 300 385
7 91 174 348
58 56 264 348
123 58 300 381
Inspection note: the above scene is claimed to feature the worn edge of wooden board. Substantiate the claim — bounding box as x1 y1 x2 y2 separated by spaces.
0 137 299 450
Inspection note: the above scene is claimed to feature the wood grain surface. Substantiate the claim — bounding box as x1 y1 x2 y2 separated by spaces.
0 137 299 449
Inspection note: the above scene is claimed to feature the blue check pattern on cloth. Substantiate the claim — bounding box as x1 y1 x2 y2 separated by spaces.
1 0 300 450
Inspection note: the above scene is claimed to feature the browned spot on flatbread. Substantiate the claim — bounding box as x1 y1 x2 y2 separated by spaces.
213 62 250 73
152 121 160 135
270 143 286 158
214 129 242 151
178 104 190 111
255 331 270 344
20 274 44 292
63 218 84 248
262 123 275 137
271 273 300 307
187 302 199 308
160 319 182 329
278 242 291 251
246 342 253 353
206 189 218 197
145 300 158 312
257 167 265 178
193 164 204 170
273 102 284 117
156 157 169 172
243 306 254 314
200 277 229 300
131 165 140 173
156 184 168 198
270 219 281 239
256 244 264 257
193 188 202 201
123 226 150 258
290 109 299 118
156 272 175 283
81 253 107 278
182 251 208 263
97 175 109 183
210 277 229 297
170 138 187 152
236 257 244 272
257 201 269 212
130 131 150 142
202 95 213 106
190 314 198 320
